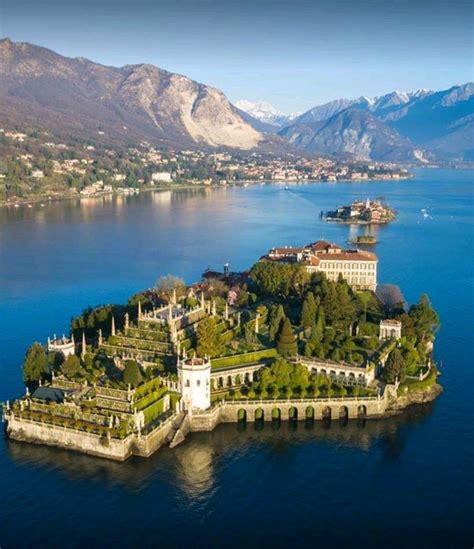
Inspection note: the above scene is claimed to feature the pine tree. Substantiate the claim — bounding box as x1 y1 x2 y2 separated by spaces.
277 318 297 356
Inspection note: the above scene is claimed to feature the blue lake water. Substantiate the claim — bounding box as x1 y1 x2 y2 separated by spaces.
1 168 473 547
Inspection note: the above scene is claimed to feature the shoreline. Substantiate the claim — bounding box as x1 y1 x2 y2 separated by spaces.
4 383 443 462
0 175 412 209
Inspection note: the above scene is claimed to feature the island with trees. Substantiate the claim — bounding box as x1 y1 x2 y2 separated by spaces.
324 199 396 224
3 242 441 461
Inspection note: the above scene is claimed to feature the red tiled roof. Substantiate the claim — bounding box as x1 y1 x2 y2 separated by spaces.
269 246 305 255
316 250 377 261
309 239 342 251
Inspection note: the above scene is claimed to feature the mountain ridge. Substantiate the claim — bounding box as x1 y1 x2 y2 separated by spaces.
278 84 473 160
0 38 269 151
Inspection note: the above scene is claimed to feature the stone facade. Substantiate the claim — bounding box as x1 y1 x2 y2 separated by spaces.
379 319 402 340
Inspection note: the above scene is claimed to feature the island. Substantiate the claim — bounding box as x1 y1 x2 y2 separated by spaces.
324 199 397 224
3 240 441 461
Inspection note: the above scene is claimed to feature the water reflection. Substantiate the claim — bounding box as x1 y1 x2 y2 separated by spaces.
5 402 436 493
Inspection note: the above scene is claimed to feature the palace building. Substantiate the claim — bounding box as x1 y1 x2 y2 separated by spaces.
265 239 378 291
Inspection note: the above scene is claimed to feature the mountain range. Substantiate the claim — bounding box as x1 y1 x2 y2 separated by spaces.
1 38 472 162
240 86 474 161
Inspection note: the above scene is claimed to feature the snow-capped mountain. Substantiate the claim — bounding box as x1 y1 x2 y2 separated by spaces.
235 100 299 127
279 85 473 161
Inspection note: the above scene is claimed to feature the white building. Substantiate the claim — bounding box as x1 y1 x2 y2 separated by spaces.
178 357 211 412
379 319 402 340
47 334 76 358
151 172 172 183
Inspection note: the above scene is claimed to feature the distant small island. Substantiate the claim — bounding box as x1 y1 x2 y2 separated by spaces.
324 199 397 224
350 235 377 246
3 239 441 461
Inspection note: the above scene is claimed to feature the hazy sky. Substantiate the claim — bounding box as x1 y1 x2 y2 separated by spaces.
1 0 473 112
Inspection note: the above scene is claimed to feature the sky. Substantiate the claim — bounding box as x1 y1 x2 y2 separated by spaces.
1 0 473 112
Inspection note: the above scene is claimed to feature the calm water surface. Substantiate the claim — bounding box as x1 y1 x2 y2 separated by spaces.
1 169 473 548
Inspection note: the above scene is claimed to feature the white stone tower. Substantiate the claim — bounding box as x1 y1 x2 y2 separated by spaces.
178 357 211 412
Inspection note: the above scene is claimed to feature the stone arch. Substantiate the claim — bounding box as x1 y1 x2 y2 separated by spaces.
358 404 367 417
218 376 224 388
244 372 251 384
305 406 315 419
255 408 264 421
322 406 332 420
210 378 216 390
235 374 241 385
227 375 232 387
339 406 349 419
289 406 298 420
238 408 247 422
272 408 281 420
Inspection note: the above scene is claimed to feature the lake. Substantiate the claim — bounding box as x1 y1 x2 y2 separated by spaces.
1 168 473 548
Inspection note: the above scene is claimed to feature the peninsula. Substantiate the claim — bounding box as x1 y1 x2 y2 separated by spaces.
3 240 441 461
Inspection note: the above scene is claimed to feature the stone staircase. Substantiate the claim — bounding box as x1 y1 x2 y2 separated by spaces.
168 411 190 448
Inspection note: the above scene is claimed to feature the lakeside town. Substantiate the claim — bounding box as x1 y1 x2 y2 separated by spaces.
3 237 441 461
0 128 410 207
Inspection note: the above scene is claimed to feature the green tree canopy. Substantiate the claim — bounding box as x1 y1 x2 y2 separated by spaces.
268 304 286 341
61 354 81 378
196 316 222 358
250 261 309 298
382 348 406 384
277 318 297 357
409 294 440 343
123 360 143 387
22 343 49 384
300 292 317 329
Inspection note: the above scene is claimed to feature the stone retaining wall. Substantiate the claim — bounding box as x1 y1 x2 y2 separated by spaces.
5 393 391 461
5 414 134 461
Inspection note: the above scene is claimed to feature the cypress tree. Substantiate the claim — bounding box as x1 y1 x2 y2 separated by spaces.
277 318 297 357
300 292 316 329
269 304 285 341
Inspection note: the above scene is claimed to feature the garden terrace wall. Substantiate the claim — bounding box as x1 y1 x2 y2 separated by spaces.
211 348 278 370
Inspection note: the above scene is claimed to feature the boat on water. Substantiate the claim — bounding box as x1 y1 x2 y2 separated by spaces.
284 185 290 191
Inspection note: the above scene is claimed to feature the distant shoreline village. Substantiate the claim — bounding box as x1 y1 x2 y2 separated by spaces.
1 128 410 208
3 240 441 461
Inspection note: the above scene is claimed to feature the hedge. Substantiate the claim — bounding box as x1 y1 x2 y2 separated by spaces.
134 387 168 411
211 348 278 370
142 397 165 423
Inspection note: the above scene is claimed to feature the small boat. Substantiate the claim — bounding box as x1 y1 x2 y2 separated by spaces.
40 203 45 207
27 204 32 208
284 185 290 191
